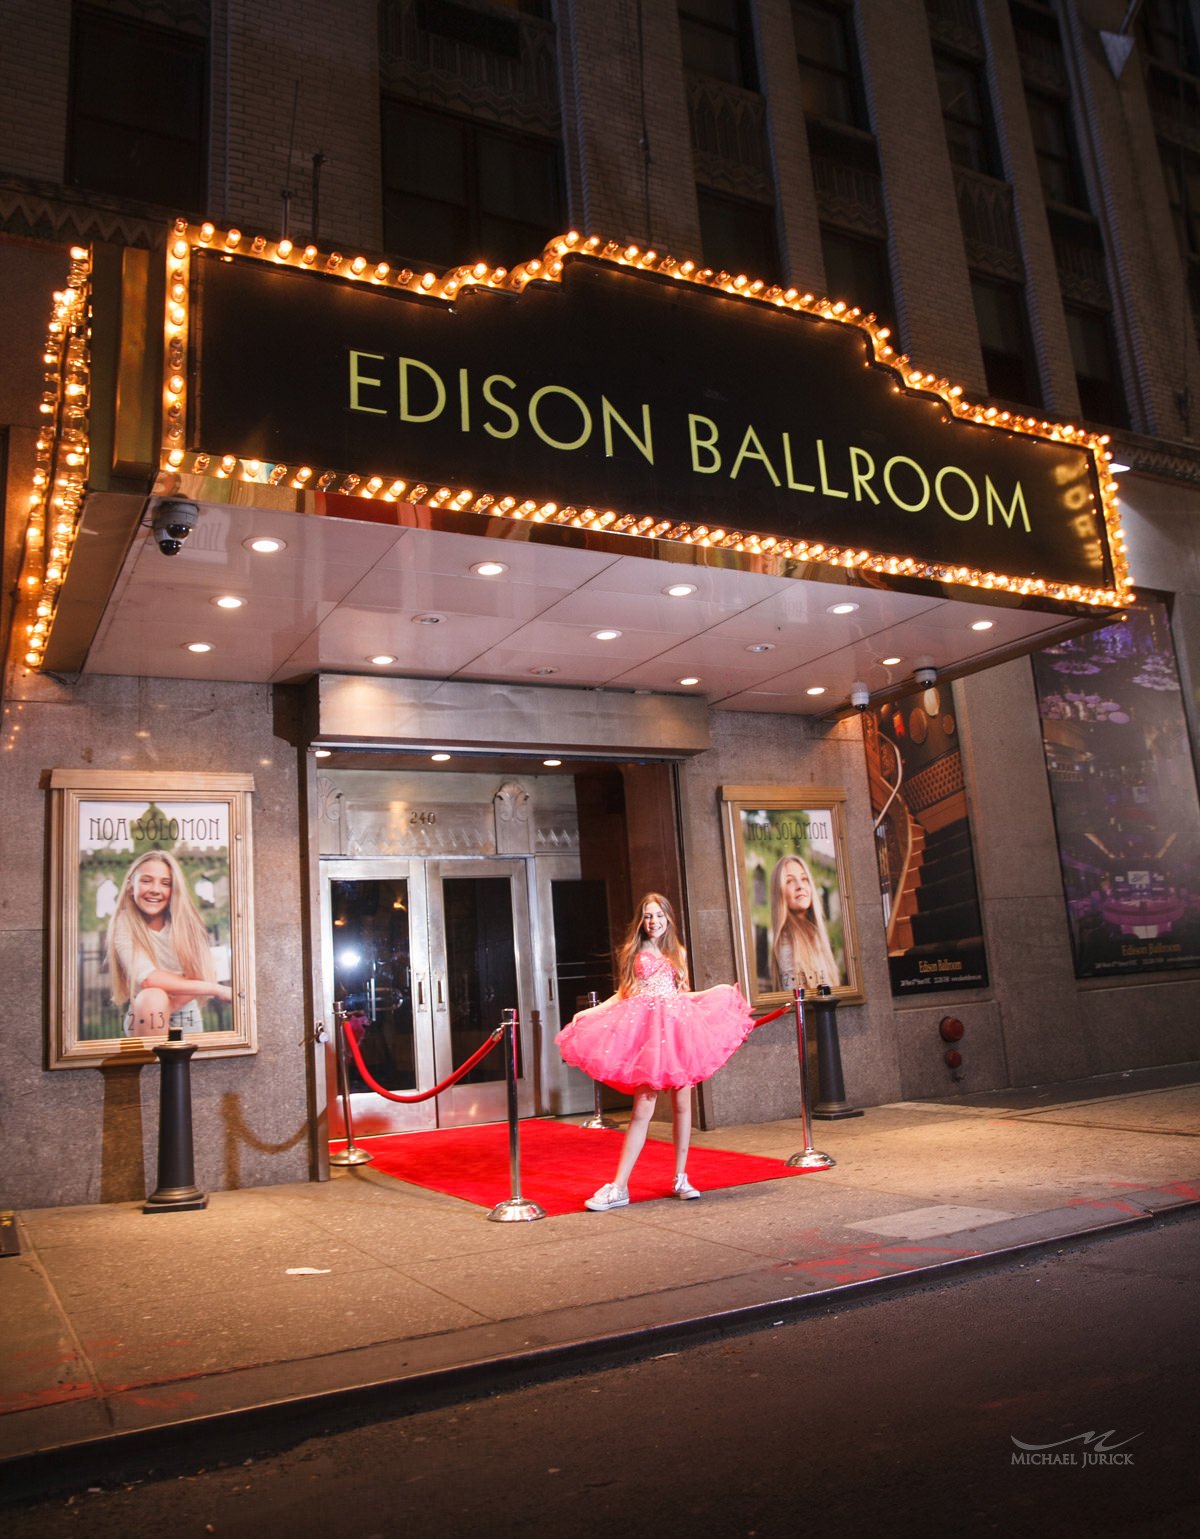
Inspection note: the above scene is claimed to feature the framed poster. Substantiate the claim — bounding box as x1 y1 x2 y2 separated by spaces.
720 786 863 1008
1031 601 1200 978
48 770 257 1068
863 682 989 996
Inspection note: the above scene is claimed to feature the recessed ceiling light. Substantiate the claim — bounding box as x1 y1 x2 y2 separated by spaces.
313 748 331 758
529 665 558 676
431 752 451 762
592 628 622 641
827 602 860 615
471 560 507 577
412 612 446 625
882 656 903 666
745 642 775 653
805 685 826 696
678 676 700 686
664 583 696 598
212 594 244 609
971 619 994 631
369 654 396 666
244 536 286 554
184 641 212 653
543 758 562 767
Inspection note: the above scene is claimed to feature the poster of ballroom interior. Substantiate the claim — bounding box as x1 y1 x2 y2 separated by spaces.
863 682 989 995
1031 601 1200 978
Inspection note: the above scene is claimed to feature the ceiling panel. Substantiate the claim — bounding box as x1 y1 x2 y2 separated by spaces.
74 493 1104 716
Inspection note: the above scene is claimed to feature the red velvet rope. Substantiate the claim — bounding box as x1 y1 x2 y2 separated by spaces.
752 1002 794 1028
340 1019 505 1103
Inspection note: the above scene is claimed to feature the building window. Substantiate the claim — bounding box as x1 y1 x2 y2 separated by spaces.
822 227 896 335
1138 0 1200 71
971 275 1041 407
698 190 778 279
1024 88 1089 210
679 0 759 90
67 4 207 210
792 0 866 128
934 50 1000 177
381 101 562 271
1065 306 1129 428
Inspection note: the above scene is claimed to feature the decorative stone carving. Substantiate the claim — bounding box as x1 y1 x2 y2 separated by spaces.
494 780 532 855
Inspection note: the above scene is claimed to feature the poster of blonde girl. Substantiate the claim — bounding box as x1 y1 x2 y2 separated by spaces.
720 786 862 1006
47 771 257 1068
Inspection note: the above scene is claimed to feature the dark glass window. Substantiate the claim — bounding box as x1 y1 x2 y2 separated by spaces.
1025 88 1088 209
381 101 563 271
1160 142 1200 261
1138 0 1200 70
698 190 779 279
679 0 759 90
792 0 865 128
934 50 1000 177
67 5 207 210
1065 305 1129 428
971 275 1041 407
821 227 896 335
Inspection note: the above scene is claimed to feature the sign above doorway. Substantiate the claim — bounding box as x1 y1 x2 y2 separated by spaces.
164 222 1127 612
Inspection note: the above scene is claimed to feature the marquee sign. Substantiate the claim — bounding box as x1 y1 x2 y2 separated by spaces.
160 222 1128 610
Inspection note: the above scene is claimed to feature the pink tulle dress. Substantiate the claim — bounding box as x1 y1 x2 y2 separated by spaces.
555 950 756 1094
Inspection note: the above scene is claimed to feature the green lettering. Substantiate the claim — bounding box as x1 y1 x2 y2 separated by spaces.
936 465 979 522
398 356 446 423
601 398 654 464
781 433 815 492
529 385 592 451
884 454 930 512
730 425 780 486
349 351 387 415
986 477 1031 532
482 375 520 440
816 439 849 499
689 415 721 474
849 446 879 504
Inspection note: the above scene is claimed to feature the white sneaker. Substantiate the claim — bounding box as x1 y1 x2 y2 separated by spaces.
673 1173 700 1200
585 1182 630 1211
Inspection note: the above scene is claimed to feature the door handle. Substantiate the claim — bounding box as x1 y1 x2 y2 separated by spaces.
547 975 555 1002
416 975 426 1008
436 976 445 1009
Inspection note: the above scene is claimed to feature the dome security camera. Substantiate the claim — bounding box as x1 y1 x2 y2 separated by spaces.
849 680 870 711
913 662 938 687
150 498 199 556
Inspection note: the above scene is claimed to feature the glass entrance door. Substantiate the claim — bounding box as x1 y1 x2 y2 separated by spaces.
322 858 536 1137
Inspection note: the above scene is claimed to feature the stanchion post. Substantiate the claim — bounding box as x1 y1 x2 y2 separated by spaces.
576 991 619 1129
785 984 835 1171
329 1008 372 1167
811 984 862 1120
144 1027 208 1212
488 1008 546 1222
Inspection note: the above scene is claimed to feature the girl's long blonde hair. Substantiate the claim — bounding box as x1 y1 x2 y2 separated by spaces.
769 855 839 990
106 849 215 1007
616 891 688 996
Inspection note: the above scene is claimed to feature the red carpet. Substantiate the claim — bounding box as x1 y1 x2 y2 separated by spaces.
332 1119 807 1216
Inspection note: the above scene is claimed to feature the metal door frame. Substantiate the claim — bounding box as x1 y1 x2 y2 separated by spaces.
319 854 538 1137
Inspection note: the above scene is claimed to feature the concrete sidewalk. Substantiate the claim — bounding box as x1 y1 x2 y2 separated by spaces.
2 1063 1198 1493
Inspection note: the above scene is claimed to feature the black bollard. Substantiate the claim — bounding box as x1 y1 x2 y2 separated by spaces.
810 985 863 1120
144 1028 208 1213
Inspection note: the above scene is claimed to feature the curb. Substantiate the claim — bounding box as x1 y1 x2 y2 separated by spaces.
4 1195 1196 1506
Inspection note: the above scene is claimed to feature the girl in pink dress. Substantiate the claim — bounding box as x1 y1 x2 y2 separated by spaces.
555 892 756 1210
